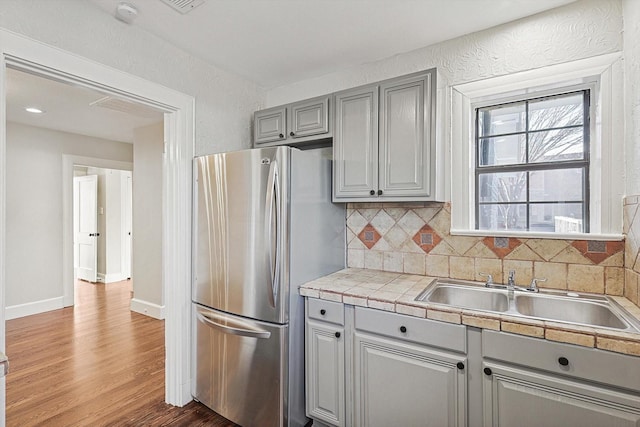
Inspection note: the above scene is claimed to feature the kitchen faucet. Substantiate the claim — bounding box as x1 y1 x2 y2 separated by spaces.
507 270 516 289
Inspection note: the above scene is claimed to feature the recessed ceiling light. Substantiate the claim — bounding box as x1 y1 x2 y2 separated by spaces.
25 107 45 114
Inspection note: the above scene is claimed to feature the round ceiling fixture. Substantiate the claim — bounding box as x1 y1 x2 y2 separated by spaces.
25 107 45 114
115 2 138 24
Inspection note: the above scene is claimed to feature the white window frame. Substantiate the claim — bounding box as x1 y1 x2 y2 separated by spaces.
450 53 624 241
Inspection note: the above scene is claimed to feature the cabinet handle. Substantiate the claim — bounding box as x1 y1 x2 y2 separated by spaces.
399 326 407 333
289 131 295 137
377 189 383 195
558 357 569 366
369 190 375 195
335 332 341 338
484 367 492 376
457 362 465 370
279 133 284 138
320 309 326 315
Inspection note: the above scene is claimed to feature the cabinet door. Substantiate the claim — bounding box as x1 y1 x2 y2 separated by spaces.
379 72 433 197
354 332 466 427
483 362 640 427
254 107 287 144
290 96 330 139
306 319 345 427
333 86 379 199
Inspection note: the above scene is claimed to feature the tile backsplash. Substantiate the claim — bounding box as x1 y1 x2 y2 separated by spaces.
346 202 626 297
624 196 640 306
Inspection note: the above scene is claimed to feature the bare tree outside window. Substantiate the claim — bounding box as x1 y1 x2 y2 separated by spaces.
475 91 590 233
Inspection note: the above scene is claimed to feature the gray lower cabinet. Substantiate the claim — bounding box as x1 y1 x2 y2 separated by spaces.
482 330 640 427
305 299 346 427
354 332 467 427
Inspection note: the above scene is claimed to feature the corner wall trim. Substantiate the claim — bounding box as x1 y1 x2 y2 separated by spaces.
6 297 64 320
130 298 165 320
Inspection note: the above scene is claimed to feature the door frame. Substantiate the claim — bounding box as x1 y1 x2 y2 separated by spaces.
64 157 134 304
0 30 195 407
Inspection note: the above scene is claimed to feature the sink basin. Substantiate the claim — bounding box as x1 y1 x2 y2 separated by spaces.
515 294 629 330
416 280 509 312
415 278 640 332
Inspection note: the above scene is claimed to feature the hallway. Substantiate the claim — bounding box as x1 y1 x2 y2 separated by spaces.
6 280 236 426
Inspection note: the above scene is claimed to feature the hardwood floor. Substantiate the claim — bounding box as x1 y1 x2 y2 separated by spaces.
6 280 238 426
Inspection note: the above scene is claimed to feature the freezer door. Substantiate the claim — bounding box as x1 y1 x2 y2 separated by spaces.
193 304 287 427
194 146 289 323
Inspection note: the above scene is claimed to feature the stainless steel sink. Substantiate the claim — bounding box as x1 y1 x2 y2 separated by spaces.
415 278 640 332
515 293 630 330
415 279 509 312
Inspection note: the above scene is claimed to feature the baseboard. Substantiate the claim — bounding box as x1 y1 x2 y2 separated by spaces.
130 298 165 320
104 273 127 283
6 297 64 320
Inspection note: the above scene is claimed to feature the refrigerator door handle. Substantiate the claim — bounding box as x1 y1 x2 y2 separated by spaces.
265 160 281 308
196 310 272 339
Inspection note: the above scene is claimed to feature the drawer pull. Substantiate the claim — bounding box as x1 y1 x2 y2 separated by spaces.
484 367 492 376
399 326 407 333
456 362 464 370
335 332 341 338
320 309 326 315
558 357 569 366
369 189 375 195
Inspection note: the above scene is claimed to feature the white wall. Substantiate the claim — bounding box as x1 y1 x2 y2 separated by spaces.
131 123 163 317
624 0 640 195
265 0 622 106
6 122 132 313
0 0 264 156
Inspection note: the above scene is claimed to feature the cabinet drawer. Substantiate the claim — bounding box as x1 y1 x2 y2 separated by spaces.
483 330 640 392
308 298 344 325
355 307 466 353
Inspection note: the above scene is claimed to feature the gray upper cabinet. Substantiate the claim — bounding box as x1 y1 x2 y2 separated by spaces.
254 106 287 145
333 69 436 202
253 96 331 147
333 86 379 198
290 96 329 139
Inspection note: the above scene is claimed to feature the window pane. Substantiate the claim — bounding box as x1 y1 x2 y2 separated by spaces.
529 93 583 131
478 102 525 137
478 204 527 231
529 168 584 202
479 172 526 203
478 134 526 166
529 203 584 233
529 128 584 163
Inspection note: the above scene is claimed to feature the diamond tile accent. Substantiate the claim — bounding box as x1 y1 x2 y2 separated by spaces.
482 237 522 259
357 223 381 249
412 225 442 254
572 240 625 265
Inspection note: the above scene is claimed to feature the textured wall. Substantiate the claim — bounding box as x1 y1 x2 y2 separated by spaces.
624 0 640 195
0 0 265 156
265 0 622 105
348 203 625 296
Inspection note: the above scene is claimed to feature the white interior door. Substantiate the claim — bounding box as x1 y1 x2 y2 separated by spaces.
75 175 98 283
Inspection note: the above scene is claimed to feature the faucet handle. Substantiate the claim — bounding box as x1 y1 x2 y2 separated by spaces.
479 272 494 286
529 277 547 291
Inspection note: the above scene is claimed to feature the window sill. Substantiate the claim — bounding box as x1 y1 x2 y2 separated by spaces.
450 229 624 241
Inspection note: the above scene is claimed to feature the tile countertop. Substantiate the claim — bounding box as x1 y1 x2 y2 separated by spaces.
299 268 640 358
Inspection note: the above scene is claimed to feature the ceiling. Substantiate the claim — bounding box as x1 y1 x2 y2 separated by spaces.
89 0 576 89
6 68 163 143
6 0 577 142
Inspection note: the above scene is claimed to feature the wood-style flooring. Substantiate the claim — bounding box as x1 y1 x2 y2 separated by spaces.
6 280 238 427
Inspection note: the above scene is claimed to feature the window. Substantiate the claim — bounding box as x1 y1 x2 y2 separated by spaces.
450 53 624 240
475 91 590 233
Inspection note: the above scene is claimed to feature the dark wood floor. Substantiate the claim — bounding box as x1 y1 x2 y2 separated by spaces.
6 280 238 426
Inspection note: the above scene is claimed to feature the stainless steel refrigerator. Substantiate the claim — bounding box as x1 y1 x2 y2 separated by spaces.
192 146 345 427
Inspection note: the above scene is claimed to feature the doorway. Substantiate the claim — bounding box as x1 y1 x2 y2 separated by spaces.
0 29 196 411
73 166 133 286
